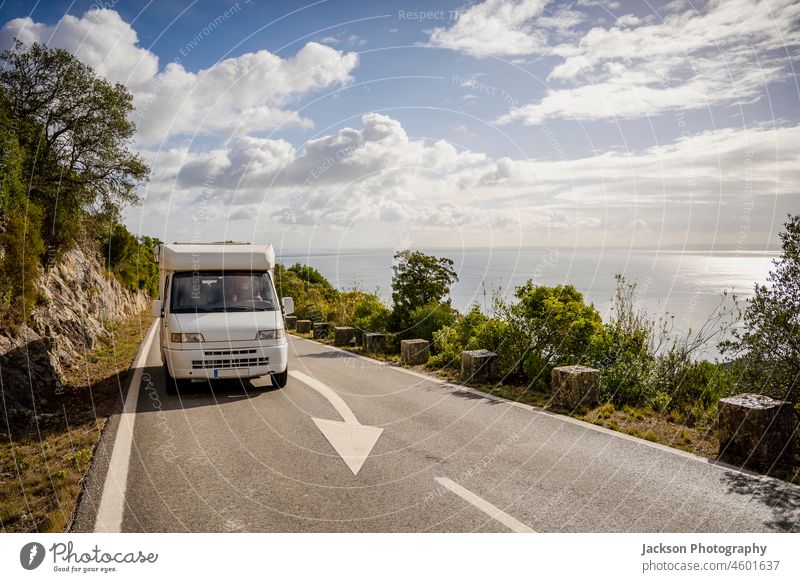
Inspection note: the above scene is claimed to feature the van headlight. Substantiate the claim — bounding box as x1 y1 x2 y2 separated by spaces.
256 329 285 340
171 333 205 343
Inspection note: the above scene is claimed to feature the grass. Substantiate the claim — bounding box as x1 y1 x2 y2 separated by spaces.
295 330 799 485
0 309 152 532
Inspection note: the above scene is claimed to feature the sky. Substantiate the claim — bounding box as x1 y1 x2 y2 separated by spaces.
0 0 798 252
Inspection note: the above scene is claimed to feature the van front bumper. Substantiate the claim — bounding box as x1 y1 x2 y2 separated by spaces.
164 341 288 380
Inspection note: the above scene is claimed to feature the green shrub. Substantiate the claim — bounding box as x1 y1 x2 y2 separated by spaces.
333 289 390 332
288 263 335 293
427 304 518 376
403 301 456 343
502 282 605 383
98 221 159 296
0 196 45 327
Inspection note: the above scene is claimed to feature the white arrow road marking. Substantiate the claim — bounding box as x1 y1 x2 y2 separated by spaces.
289 370 383 475
94 320 158 533
435 477 536 533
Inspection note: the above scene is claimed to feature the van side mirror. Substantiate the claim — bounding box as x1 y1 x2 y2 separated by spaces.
151 299 163 318
282 297 294 315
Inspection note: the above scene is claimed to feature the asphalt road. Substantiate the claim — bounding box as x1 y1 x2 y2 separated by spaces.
73 326 800 532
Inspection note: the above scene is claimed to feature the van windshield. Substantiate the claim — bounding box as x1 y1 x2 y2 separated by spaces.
170 271 278 313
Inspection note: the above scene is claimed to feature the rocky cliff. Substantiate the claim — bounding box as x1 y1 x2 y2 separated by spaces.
0 247 148 422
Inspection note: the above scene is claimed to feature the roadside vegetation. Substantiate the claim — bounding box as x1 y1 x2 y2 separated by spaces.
0 41 157 330
0 43 158 531
0 309 150 532
284 215 800 483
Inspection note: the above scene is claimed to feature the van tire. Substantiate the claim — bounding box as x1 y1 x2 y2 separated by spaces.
271 368 288 389
164 362 178 395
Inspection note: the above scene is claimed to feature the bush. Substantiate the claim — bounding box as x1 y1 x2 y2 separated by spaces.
427 304 517 376
274 264 329 321
721 213 800 402
288 263 334 293
429 305 488 368
274 264 391 329
502 282 605 384
332 289 391 332
403 301 456 343
597 276 658 406
98 221 159 296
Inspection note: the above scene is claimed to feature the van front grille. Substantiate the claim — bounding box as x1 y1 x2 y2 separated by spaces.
203 349 257 356
192 357 268 370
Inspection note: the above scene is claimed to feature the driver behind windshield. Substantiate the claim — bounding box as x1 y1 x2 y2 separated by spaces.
224 277 262 305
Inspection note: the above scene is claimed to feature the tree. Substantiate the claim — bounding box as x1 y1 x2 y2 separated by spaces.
721 214 800 402
288 263 335 294
502 282 604 383
391 250 458 331
0 93 45 327
98 222 160 297
0 41 149 250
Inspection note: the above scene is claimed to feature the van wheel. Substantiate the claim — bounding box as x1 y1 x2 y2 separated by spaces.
164 362 178 395
271 368 288 389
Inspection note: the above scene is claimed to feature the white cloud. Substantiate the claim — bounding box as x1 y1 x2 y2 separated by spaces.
143 111 799 245
429 0 550 57
498 0 800 124
0 9 359 144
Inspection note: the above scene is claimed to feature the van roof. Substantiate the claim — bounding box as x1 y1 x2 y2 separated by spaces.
160 243 275 271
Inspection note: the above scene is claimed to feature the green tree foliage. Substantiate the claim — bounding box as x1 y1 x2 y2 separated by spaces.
333 289 391 332
503 282 605 384
288 263 334 293
406 301 456 343
0 42 155 326
273 263 333 321
722 213 800 402
430 305 507 370
0 92 45 327
98 222 160 297
0 42 148 251
273 263 389 328
391 250 458 331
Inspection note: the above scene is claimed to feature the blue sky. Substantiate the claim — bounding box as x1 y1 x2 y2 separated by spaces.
1 0 798 250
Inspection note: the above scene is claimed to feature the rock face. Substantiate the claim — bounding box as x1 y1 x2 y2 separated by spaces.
718 393 795 471
313 322 330 339
296 320 312 333
400 339 429 365
284 315 297 330
363 332 386 354
334 327 356 347
551 365 600 409
0 247 149 419
461 349 498 382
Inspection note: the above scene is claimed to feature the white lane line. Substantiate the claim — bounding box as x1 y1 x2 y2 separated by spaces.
435 477 536 533
289 370 383 475
94 320 158 533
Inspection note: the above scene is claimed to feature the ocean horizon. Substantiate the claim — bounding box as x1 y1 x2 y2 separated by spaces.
277 247 779 359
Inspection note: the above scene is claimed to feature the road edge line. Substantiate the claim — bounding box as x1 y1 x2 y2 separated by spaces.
93 320 158 533
289 335 797 489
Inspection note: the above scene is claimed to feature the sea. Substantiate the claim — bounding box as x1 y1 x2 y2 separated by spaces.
277 247 778 359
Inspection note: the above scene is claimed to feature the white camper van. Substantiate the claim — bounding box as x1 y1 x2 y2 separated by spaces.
150 242 294 394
